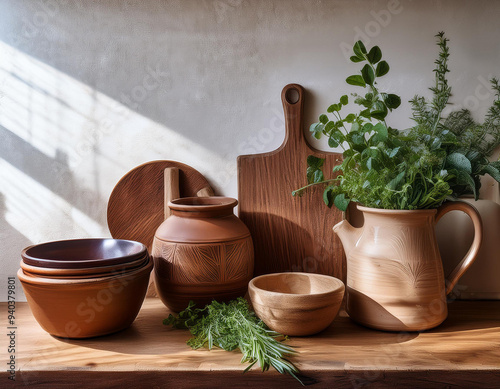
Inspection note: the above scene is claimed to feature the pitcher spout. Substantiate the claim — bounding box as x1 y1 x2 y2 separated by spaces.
333 220 363 258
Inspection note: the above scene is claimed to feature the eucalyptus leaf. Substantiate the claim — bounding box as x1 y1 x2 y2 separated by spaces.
351 132 365 145
328 136 339 148
343 149 354 158
345 113 356 123
351 122 360 132
323 186 336 207
370 101 388 120
325 121 335 132
456 170 477 198
312 169 324 183
373 122 388 141
327 104 341 112
334 193 350 211
310 122 324 139
447 153 472 174
362 123 374 132
361 64 375 86
490 161 500 171
367 46 382 64
484 164 500 181
375 60 390 77
385 94 401 109
353 40 367 57
346 75 366 87
307 155 324 169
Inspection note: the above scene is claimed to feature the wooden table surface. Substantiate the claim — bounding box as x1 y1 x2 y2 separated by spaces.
3 299 500 388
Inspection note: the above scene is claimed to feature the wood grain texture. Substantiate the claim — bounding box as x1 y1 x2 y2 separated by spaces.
163 167 180 219
197 186 215 197
237 84 345 279
248 272 344 336
9 370 500 389
6 299 500 388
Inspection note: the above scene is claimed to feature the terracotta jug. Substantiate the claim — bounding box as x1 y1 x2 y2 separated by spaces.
152 196 254 312
334 201 482 331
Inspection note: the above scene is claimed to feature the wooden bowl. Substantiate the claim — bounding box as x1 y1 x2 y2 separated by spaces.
248 272 345 336
17 256 153 338
22 239 147 269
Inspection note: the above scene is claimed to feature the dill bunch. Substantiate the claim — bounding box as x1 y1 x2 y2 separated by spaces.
163 298 302 384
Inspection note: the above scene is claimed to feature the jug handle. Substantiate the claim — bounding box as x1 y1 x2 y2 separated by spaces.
435 200 483 295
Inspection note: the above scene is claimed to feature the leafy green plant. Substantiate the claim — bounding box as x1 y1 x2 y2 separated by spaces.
293 32 500 211
164 298 302 384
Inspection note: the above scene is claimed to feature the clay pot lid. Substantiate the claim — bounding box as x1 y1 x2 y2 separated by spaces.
21 239 147 269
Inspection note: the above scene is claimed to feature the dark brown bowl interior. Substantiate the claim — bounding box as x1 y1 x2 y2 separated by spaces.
22 239 147 269
20 254 149 278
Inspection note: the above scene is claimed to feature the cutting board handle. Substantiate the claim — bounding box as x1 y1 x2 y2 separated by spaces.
281 84 305 150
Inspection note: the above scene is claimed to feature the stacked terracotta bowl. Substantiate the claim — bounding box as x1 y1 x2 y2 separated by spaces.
18 238 153 339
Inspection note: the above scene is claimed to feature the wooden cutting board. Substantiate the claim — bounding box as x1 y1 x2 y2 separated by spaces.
107 160 213 252
237 84 346 280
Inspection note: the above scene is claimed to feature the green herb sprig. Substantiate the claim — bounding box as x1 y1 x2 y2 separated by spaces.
293 32 500 211
163 298 302 384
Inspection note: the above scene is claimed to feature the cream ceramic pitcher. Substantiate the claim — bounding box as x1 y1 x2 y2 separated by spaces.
334 201 482 331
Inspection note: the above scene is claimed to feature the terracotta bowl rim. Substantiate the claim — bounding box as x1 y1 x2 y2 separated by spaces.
20 256 149 279
249 272 345 299
21 238 147 269
168 196 237 212
19 254 149 277
17 256 153 286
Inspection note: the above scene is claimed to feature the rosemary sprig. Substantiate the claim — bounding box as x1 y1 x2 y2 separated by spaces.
163 298 303 384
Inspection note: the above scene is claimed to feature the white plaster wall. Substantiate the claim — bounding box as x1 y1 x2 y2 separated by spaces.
1 0 499 301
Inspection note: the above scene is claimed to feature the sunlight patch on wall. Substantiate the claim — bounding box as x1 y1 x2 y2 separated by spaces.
0 40 232 209
0 159 106 243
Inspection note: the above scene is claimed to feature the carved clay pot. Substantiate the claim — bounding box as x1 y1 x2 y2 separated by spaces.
334 201 482 331
152 196 254 312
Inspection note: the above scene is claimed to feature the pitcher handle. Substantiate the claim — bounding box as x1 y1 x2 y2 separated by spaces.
435 200 483 295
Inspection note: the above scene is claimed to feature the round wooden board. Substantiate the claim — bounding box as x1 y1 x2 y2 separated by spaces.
107 161 212 251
